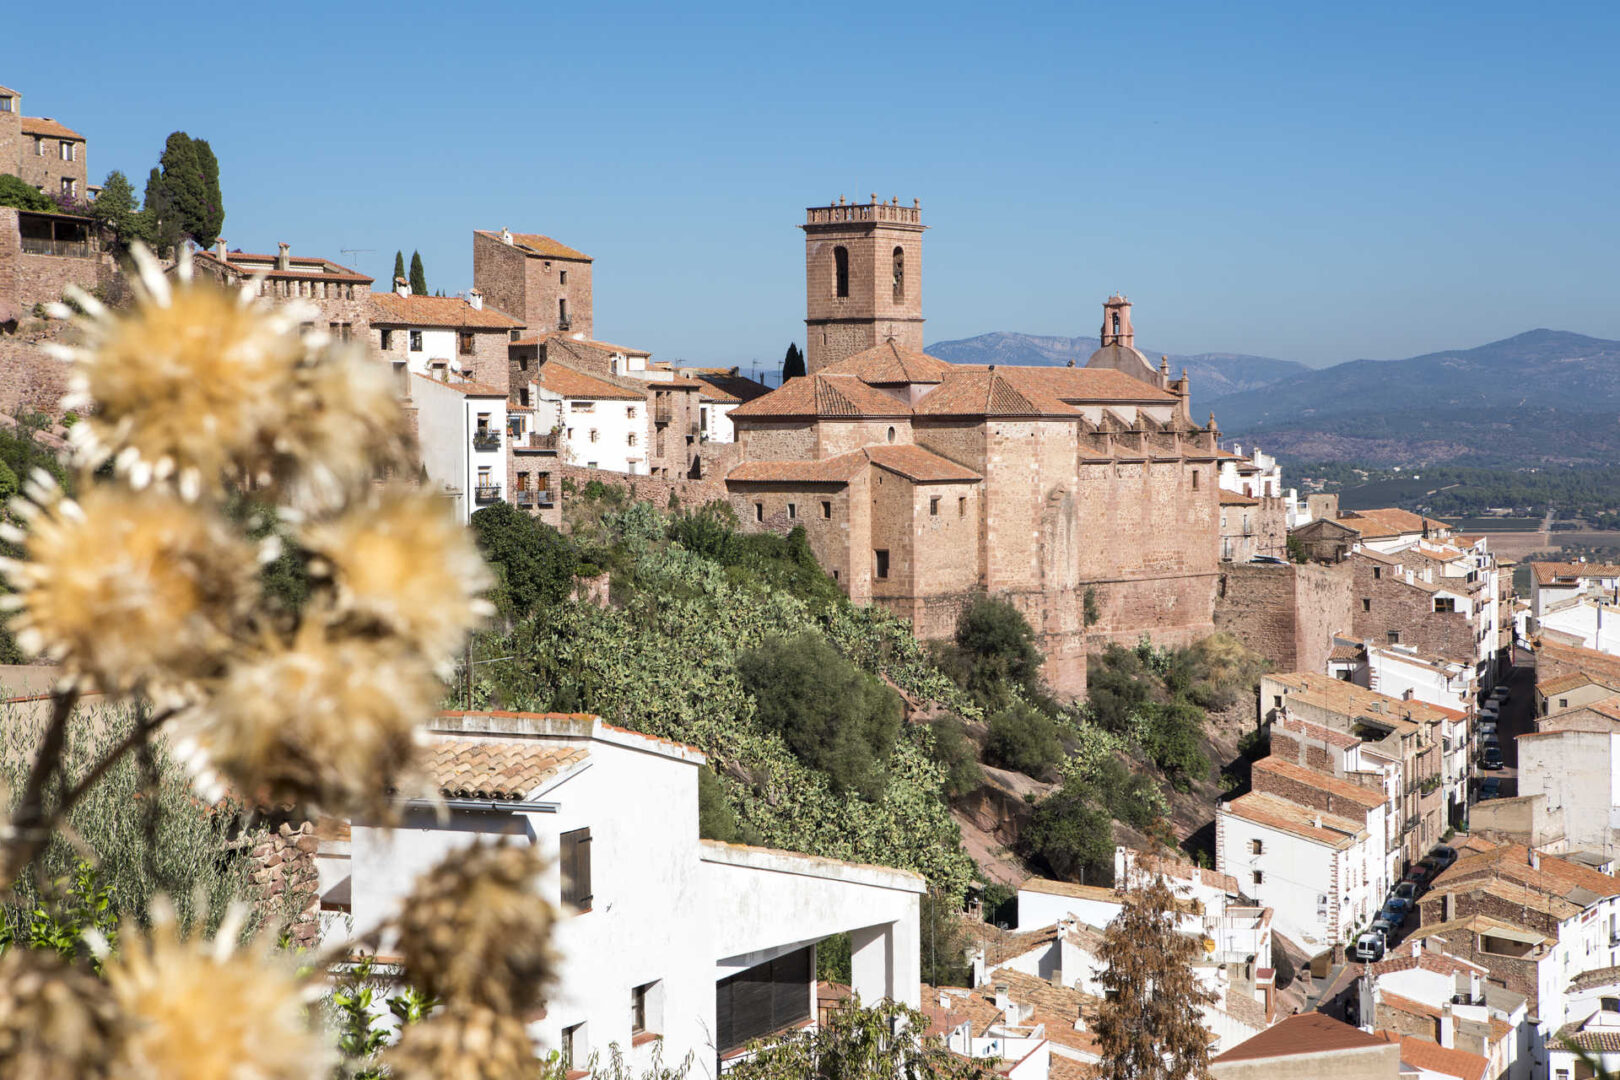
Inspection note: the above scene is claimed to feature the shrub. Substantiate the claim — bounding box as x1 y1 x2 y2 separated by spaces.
0 174 54 212
1090 756 1166 831
982 701 1064 779
1138 700 1210 790
471 501 579 619
927 714 982 798
697 765 738 842
1086 644 1153 732
952 596 1045 708
736 631 902 800
1025 792 1114 884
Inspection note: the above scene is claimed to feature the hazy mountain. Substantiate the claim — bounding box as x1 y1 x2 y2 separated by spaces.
926 331 1307 409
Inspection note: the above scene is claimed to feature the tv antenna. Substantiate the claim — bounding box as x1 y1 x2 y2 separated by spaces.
340 248 375 267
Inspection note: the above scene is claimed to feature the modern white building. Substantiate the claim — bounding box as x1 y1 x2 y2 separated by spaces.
1534 595 1620 657
672 368 773 445
528 364 648 474
411 373 508 524
1530 562 1620 621
333 711 923 1077
1516 717 1620 856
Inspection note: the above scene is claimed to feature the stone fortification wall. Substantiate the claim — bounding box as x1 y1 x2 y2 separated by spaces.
1214 561 1355 674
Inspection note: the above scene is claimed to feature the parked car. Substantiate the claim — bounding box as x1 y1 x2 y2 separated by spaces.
1392 881 1419 903
1353 932 1387 963
1480 777 1502 799
1429 845 1457 869
1371 913 1399 939
1479 720 1498 737
1482 746 1504 769
1379 899 1409 925
1490 686 1510 702
1479 703 1500 721
1400 867 1430 892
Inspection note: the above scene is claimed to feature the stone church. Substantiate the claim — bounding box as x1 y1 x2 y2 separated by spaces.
724 197 1224 695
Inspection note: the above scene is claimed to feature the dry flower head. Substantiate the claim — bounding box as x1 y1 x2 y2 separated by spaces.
385 1004 537 1080
0 948 124 1080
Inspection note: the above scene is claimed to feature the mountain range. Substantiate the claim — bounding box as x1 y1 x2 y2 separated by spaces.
925 329 1620 467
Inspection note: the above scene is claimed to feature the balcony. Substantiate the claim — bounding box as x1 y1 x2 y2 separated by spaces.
514 431 560 453
557 315 572 332
473 484 502 504
20 237 94 258
654 400 673 425
516 489 556 509
472 430 502 452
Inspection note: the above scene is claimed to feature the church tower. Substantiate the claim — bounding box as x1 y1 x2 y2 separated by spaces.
801 195 926 374
1100 293 1134 347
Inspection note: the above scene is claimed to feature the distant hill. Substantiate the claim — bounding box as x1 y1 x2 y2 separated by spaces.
1204 330 1620 467
924 331 1307 412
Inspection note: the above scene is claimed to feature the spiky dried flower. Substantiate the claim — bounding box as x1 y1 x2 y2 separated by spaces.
51 246 310 501
187 619 438 815
385 1004 537 1080
101 901 331 1080
302 485 492 665
395 842 555 1013
0 480 258 693
0 948 125 1080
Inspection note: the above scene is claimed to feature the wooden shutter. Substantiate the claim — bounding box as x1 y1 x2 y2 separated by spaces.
561 827 593 911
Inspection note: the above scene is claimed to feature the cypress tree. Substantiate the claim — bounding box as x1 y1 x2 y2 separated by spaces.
409 250 427 297
190 138 225 248
782 343 805 380
392 250 406 288
158 132 207 247
142 165 183 257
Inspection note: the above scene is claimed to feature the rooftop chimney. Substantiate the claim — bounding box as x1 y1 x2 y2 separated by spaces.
1411 940 1422 959
1074 1005 1087 1032
467 288 483 311
994 984 1010 1016
276 242 290 272
500 227 513 245
394 276 410 298
939 991 951 1011
215 239 227 259
1530 848 1540 871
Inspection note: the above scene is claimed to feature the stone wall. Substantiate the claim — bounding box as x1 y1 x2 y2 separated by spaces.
1214 561 1355 674
559 462 725 513
249 819 321 949
471 230 592 338
1350 555 1476 664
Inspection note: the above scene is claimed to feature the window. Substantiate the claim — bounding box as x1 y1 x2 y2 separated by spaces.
458 331 474 355
821 501 832 519
1373 566 1382 580
930 496 939 516
560 269 568 285
519 387 530 407
787 503 797 520
1362 598 1372 612
716 947 812 1054
560 828 593 912
1435 597 1456 613
1388 630 1401 644
1251 839 1263 855
754 503 763 523
1560 698 1569 709
380 329 393 350
626 406 637 418
60 177 75 198
589 429 599 443
1273 695 1283 708
959 497 967 517
409 330 423 352
1252 870 1263 885
886 425 896 444
834 246 850 298
1112 311 1121 336
892 246 904 302
60 141 74 161
627 433 637 447
33 137 43 157
1191 470 1200 490
562 1023 588 1071
631 981 662 1037
475 413 491 433
875 549 890 579
558 298 569 325
0 96 11 113
700 407 709 432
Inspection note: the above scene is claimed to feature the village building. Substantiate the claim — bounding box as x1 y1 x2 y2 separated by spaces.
1352 944 1527 1080
723 199 1225 695
472 229 593 339
1211 1013 1404 1080
1535 669 1620 720
191 242 374 338
1511 710 1620 855
0 82 88 201
332 710 924 1078
669 366 772 444
1530 562 1620 622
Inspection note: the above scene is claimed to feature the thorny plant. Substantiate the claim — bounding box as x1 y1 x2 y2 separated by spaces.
0 245 556 1080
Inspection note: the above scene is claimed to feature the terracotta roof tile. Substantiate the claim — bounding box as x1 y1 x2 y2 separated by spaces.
865 445 981 483
1539 671 1620 697
991 366 1179 405
1338 508 1455 539
729 374 910 419
912 370 1075 417
726 451 870 485
1372 1031 1488 1080
1219 491 1262 506
1269 673 1462 727
477 230 592 261
1558 1019 1620 1053
1364 950 1486 979
20 117 83 140
816 340 956 384
1222 792 1364 849
1570 965 1620 993
1252 755 1386 810
675 370 772 404
1533 561 1620 586
425 739 587 800
536 363 645 401
411 372 507 398
369 292 524 330
1428 841 1620 908
517 332 650 356
1212 1012 1387 1063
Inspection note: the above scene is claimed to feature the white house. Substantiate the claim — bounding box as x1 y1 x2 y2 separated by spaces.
1531 562 1620 621
1535 595 1620 657
1550 1009 1620 1080
671 368 772 445
1516 718 1620 855
1354 944 1527 1080
529 364 648 474
1362 645 1475 820
411 373 508 524
335 711 924 1077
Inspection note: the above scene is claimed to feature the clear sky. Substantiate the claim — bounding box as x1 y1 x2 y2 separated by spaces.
9 1 1619 370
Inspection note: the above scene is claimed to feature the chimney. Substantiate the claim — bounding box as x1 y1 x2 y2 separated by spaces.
500 227 513 245
1313 814 1322 830
1411 940 1421 959
467 288 483 311
394 276 410 298
215 239 227 259
1530 848 1540 871
276 242 290 272
994 983 1010 1015
1403 688 1415 701
939 991 951 1011
1074 1005 1087 1032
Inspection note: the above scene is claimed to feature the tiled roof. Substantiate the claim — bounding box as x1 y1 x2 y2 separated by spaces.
1570 965 1620 993
1019 879 1123 904
1328 643 1367 662
1338 508 1454 539
726 451 871 485
1252 755 1386 810
1373 1031 1488 1080
1527 703 1620 735
369 293 523 330
425 739 587 800
1378 990 1444 1022
865 445 981 483
912 370 1076 417
981 969 1104 1058
201 250 373 283
20 117 83 140
536 362 645 401
515 333 649 355
816 340 956 384
1222 792 1363 849
1212 1012 1387 1063
729 374 910 419
1557 1020 1620 1053
982 924 1061 968
1406 913 1556 949
991 366 1179 405
1533 561 1620 586
1539 671 1620 697
477 230 592 261
1219 491 1261 506
676 370 772 404
1364 949 1485 980
411 372 507 398
1268 673 1461 727
1428 841 1620 909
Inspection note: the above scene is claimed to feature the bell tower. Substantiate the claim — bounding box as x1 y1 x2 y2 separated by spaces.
1100 293 1134 348
801 195 926 374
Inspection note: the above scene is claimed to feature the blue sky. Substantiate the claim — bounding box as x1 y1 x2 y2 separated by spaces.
10 1 1619 370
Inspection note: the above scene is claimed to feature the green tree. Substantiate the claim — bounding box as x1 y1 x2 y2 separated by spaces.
982 701 1063 778
90 170 151 252
190 138 225 248
392 250 406 287
142 165 183 257
1093 875 1217 1080
736 632 901 800
725 998 987 1080
697 765 739 842
928 714 982 797
782 343 805 380
0 174 53 212
1025 791 1113 883
409 250 427 296
470 501 579 620
158 132 208 246
949 595 1046 710
1138 700 1209 790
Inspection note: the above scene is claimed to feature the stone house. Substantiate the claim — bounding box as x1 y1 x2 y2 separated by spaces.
1352 946 1527 1080
1211 1011 1404 1080
191 242 373 339
472 229 592 339
0 83 88 201
669 366 772 444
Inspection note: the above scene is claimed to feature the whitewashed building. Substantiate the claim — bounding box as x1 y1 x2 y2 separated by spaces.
528 364 648 474
411 373 508 524
331 712 924 1077
1531 562 1620 621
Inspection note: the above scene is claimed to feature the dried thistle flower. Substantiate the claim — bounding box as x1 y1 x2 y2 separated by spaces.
189 620 438 815
101 900 331 1080
50 246 310 500
0 948 125 1080
302 485 492 665
386 1004 537 1080
395 842 555 1013
0 481 258 693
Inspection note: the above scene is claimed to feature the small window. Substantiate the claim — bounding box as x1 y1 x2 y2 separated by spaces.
60 177 75 198
959 496 967 517
409 330 423 352
0 96 11 113
1273 695 1283 708
627 406 637 418
787 503 797 520
1435 597 1456 613
1388 630 1401 644
887 425 896 444
834 246 850 298
1373 566 1382 580
875 549 890 579
1253 870 1264 885
1251 839 1263 855
1191 470 1200 490
560 269 569 285
631 981 661 1036
1362 598 1372 612
930 496 939 516
892 246 905 302
589 429 599 443
754 503 763 523
33 136 43 157
627 433 637 447
561 828 593 912
563 1023 588 1071
1560 698 1569 709
459 331 474 355
821 501 832 519
380 329 393 350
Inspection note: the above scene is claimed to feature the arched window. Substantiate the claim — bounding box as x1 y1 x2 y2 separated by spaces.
1112 312 1121 336
892 246 904 302
834 246 849 298
887 426 896 444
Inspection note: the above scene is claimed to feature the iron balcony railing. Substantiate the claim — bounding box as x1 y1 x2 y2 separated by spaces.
515 490 556 508
21 237 93 258
473 484 502 504
472 431 502 452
